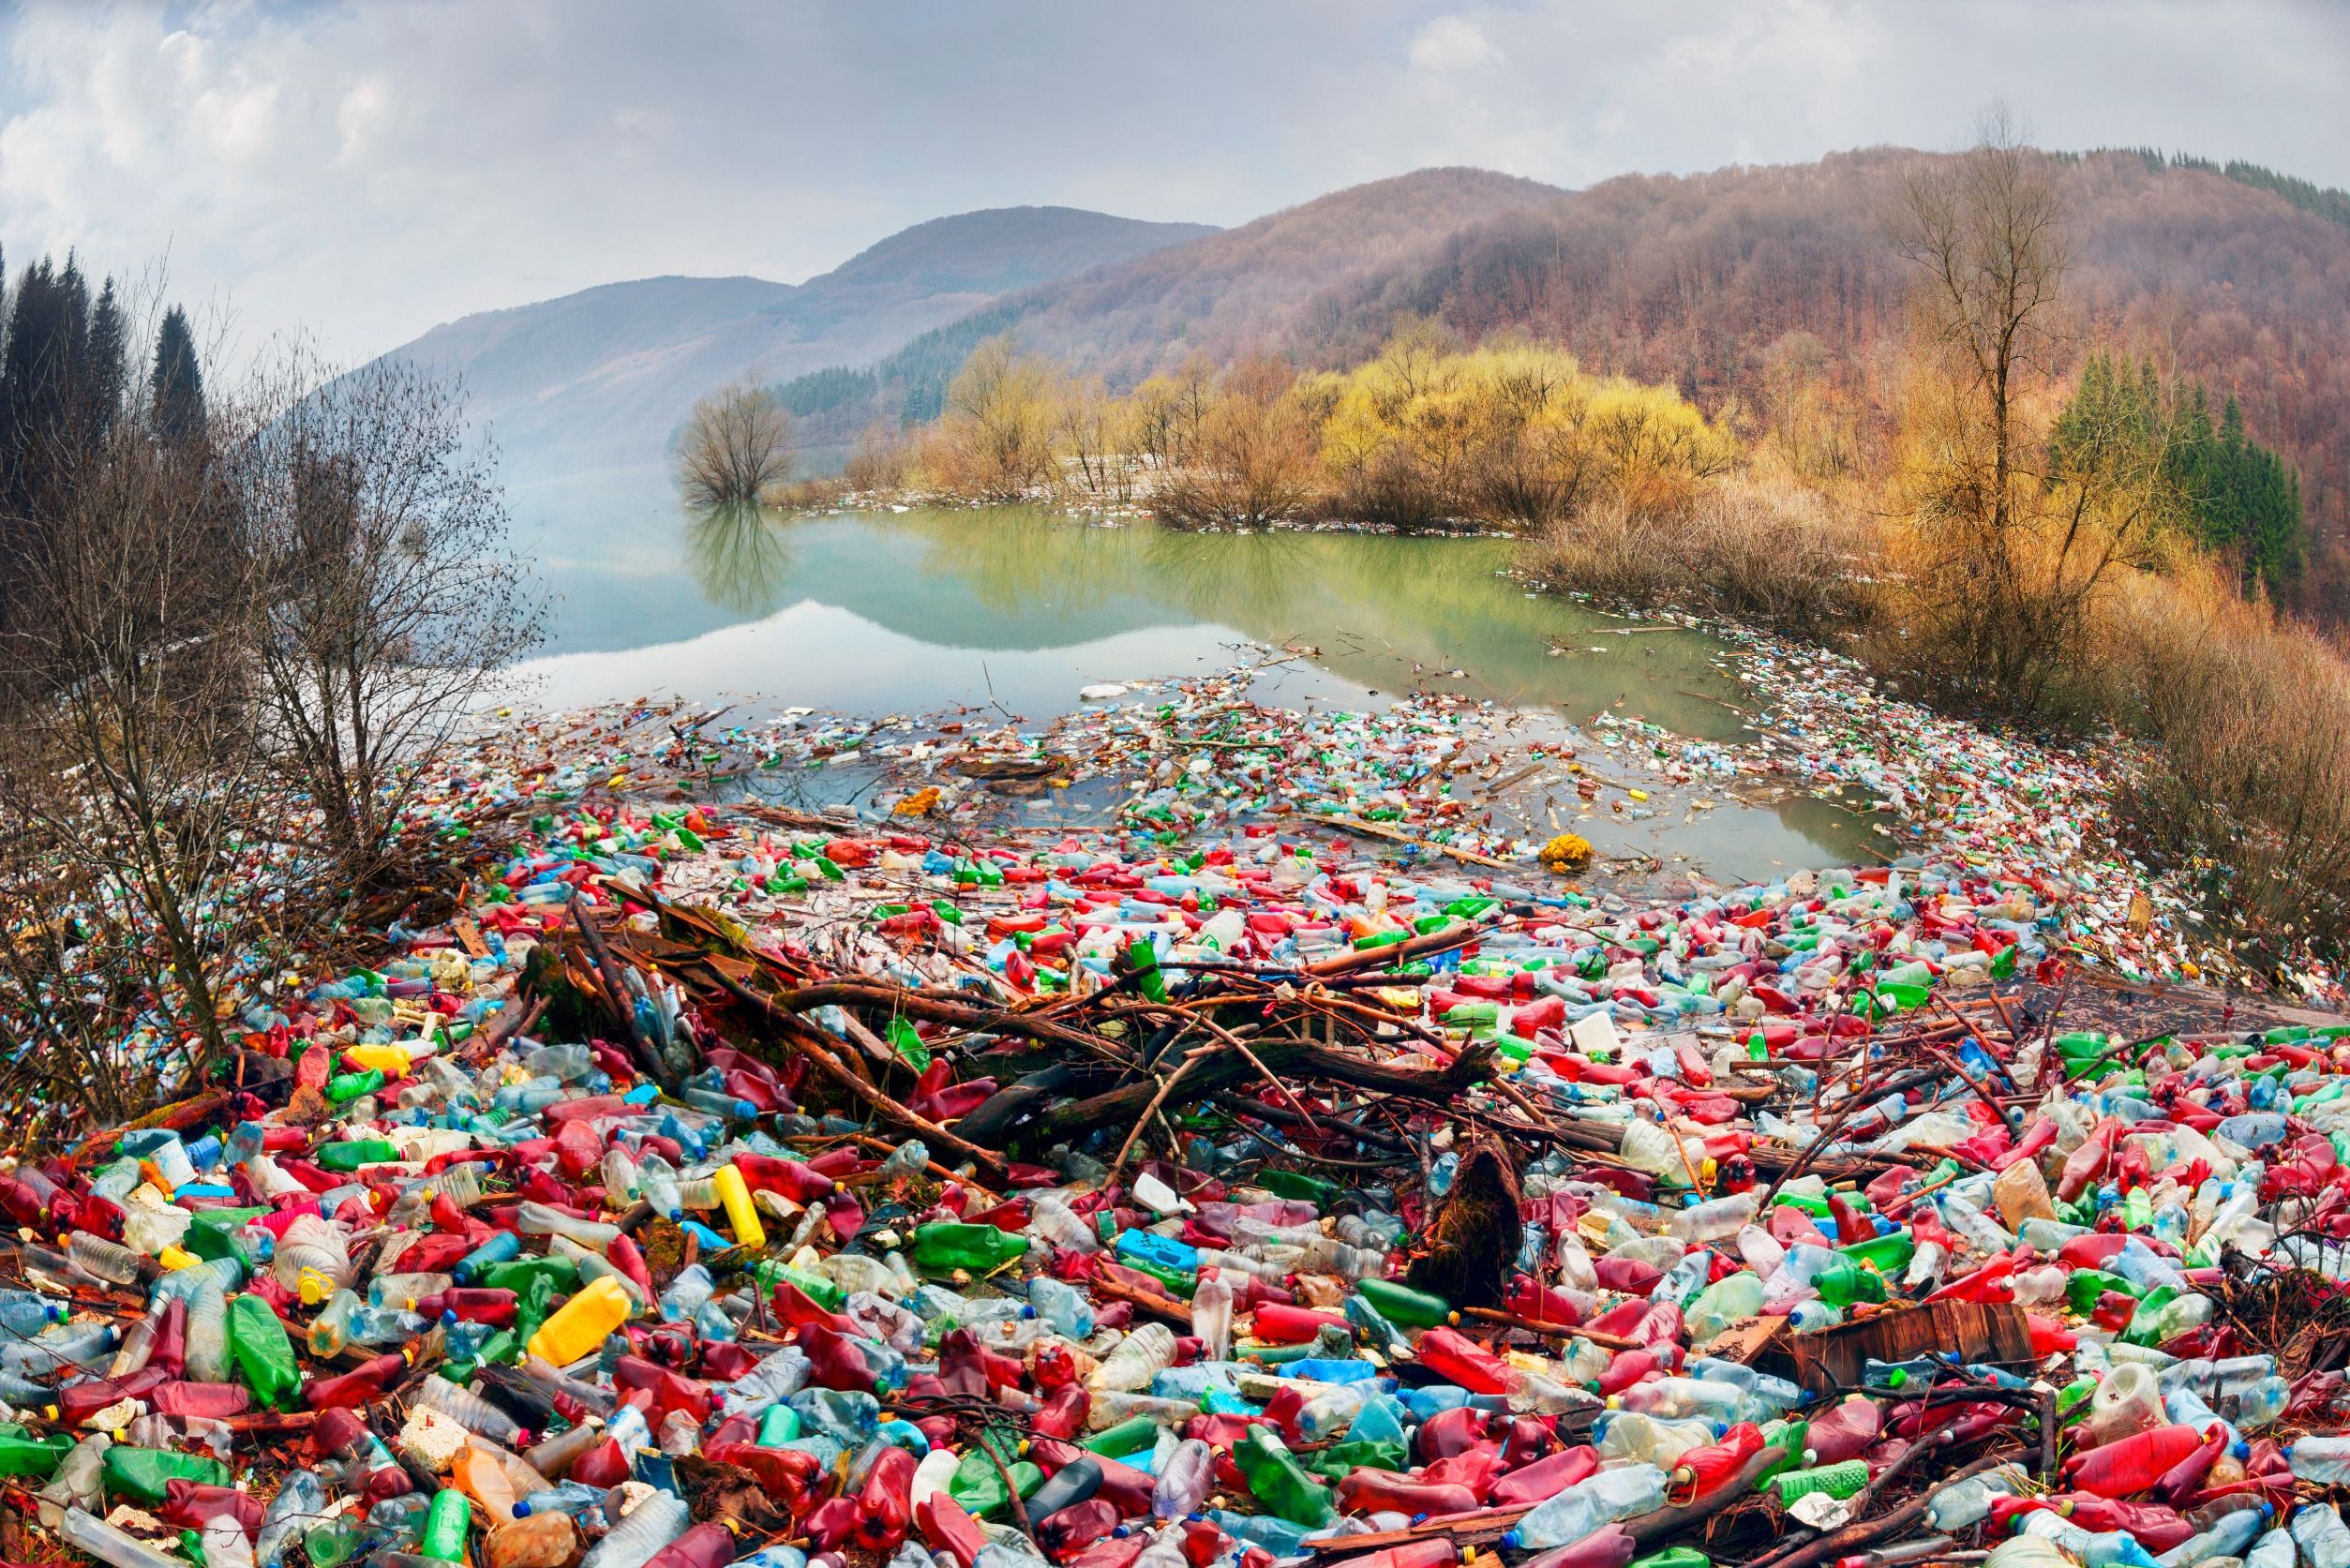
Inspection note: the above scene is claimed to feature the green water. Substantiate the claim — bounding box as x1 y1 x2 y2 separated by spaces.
513 470 1885 879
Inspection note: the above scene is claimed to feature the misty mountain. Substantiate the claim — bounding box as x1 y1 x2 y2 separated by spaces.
380 205 1215 477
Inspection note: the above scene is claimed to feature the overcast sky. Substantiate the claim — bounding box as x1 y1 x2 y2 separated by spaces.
2 0 2343 366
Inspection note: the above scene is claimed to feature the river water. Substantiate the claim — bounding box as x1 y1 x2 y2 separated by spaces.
509 467 1883 883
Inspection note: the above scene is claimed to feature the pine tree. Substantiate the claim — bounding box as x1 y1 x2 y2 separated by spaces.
85 276 127 438
151 306 204 445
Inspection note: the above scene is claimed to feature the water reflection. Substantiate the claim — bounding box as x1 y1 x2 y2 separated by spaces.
516 490 1888 874
683 503 796 617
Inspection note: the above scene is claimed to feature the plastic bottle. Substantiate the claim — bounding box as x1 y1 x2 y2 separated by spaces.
2296 1503 2350 1568
528 1276 633 1366
1233 1427 1333 1527
1504 1465 1669 1551
1087 1323 1176 1393
579 1490 691 1568
1151 1439 1215 1520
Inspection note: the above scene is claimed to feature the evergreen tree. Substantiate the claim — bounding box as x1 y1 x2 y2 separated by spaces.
85 276 127 439
2052 358 2308 593
150 306 204 444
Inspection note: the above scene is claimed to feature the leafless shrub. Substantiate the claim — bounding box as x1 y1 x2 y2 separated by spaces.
233 346 546 886
1528 477 1880 638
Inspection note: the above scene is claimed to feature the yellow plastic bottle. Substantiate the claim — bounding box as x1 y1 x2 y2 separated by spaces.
712 1163 767 1250
524 1275 632 1366
345 1041 426 1079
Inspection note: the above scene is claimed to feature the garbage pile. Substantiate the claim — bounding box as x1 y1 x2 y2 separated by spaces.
6 786 2350 1568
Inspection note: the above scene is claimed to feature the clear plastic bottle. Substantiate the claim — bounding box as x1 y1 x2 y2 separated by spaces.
186 1277 229 1384
61 1506 185 1568
1087 1323 1176 1393
1504 1464 1668 1551
258 1471 326 1568
1151 1438 1215 1519
66 1232 147 1287
1190 1273 1234 1362
37 1435 109 1530
2295 1502 2350 1568
412 1377 532 1447
578 1489 690 1568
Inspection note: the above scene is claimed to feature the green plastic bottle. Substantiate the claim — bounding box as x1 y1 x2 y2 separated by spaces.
417 1487 471 1561
225 1293 302 1410
1311 1437 1409 1478
315 1139 400 1172
756 1404 801 1445
1838 1232 1915 1274
477 1255 579 1296
325 1069 385 1105
2066 1269 2141 1314
0 1431 71 1478
1632 1549 1712 1568
910 1223 1029 1276
1357 1278 1453 1328
103 1445 230 1504
751 1261 846 1310
1255 1170 1341 1206
1235 1426 1334 1528
1084 1416 1162 1458
1811 1261 1886 1307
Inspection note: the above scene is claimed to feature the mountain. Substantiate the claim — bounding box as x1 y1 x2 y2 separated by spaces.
1276 148 2350 607
381 206 1216 476
787 168 1567 434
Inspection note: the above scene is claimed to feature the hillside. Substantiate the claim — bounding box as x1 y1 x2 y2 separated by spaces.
1284 149 2350 610
785 168 1566 441
382 206 1215 477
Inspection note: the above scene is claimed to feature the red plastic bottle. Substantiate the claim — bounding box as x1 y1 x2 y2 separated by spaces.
1491 1444 1600 1507
2153 1424 2229 1507
1597 1349 1666 1396
1031 1386 1089 1440
1334 1472 1478 1518
413 1288 518 1323
2065 1425 2208 1498
855 1444 917 1550
1322 1543 1460 1568
641 1525 737 1568
1517 1524 1637 1568
1670 1423 1765 1500
1504 1276 1585 1326
1804 1395 1884 1464
1037 1499 1120 1564
1249 1303 1348 1344
1414 1327 1518 1395
917 1490 991 1568
734 1153 837 1202
304 1353 408 1411
1414 1405 1488 1461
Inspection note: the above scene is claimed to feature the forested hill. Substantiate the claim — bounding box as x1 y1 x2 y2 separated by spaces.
786 150 2350 610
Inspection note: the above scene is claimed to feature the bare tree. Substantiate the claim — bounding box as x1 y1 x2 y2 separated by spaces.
0 361 265 1108
678 375 793 507
1887 105 2068 540
1881 108 2153 711
235 349 546 885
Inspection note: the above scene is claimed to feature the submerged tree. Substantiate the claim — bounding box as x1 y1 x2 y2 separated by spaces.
678 376 793 507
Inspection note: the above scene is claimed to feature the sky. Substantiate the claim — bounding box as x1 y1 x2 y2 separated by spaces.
0 0 2344 366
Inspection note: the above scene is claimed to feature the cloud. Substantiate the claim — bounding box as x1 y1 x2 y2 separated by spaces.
0 0 2340 366
1409 16 1503 73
